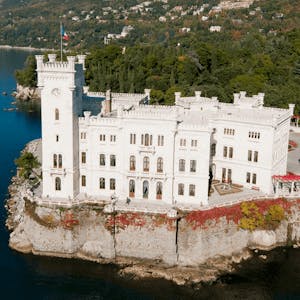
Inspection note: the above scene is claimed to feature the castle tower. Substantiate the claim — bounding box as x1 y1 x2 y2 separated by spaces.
36 54 86 201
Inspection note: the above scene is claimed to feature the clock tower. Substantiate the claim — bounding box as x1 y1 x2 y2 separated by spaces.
36 54 85 201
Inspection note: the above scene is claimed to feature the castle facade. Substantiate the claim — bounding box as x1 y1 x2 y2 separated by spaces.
36 54 293 206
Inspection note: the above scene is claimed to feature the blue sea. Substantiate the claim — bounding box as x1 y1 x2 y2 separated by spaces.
1 49 300 299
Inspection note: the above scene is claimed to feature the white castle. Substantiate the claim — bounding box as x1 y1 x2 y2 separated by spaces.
36 54 293 206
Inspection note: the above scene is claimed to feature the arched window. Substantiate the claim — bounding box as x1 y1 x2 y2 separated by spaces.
100 154 105 166
55 177 61 191
55 108 59 121
157 157 163 173
99 177 105 189
129 179 135 197
178 183 184 195
143 156 149 172
189 184 195 196
58 154 62 168
53 154 57 168
156 182 162 200
110 178 116 190
145 134 149 146
110 155 116 167
143 180 149 199
130 155 136 171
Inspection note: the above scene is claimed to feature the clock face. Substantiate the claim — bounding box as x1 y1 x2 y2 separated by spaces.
51 88 60 97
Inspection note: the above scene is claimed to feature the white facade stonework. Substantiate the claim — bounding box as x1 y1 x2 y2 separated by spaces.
36 55 293 206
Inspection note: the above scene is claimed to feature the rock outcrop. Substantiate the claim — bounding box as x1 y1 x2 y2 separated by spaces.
13 84 40 101
6 139 300 287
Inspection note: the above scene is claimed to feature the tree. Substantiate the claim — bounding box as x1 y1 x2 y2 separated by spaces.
15 152 40 180
15 55 37 87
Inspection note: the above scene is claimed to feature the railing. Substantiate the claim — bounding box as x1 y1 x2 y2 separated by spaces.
25 187 300 213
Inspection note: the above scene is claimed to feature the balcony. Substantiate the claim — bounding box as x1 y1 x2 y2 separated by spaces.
138 145 156 154
50 168 66 176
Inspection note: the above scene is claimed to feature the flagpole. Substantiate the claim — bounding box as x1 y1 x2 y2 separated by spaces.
60 22 63 62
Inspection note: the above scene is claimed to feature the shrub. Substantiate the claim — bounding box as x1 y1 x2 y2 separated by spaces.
239 202 286 231
264 204 285 229
15 151 40 179
239 202 264 231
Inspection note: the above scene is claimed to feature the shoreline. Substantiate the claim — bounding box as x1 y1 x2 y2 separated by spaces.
6 139 300 287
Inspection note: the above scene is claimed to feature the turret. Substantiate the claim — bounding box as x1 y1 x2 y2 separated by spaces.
36 54 85 201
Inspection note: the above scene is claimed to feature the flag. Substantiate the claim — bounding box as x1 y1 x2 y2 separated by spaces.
61 24 69 41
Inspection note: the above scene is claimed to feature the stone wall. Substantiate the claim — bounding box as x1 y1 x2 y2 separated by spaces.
9 196 300 267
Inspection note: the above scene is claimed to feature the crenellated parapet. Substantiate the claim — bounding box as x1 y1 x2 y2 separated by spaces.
175 91 219 110
233 91 265 108
121 104 181 120
35 54 86 90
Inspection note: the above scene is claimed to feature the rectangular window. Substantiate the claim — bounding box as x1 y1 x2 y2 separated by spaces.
179 159 185 172
110 135 116 142
56 135 59 142
99 177 105 189
80 132 86 139
229 147 233 158
81 152 86 164
224 128 235 136
180 138 186 147
143 157 150 172
222 168 226 182
110 154 116 167
252 173 257 184
228 169 232 182
189 184 195 196
246 172 251 183
254 151 258 162
100 154 105 166
158 135 164 146
178 183 184 195
190 160 196 172
248 131 261 139
110 178 116 190
130 133 136 144
130 156 136 171
99 134 106 142
81 175 86 187
248 150 252 161
191 139 198 147
223 146 228 158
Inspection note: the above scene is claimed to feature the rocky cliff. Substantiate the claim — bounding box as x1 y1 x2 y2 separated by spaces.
13 84 40 101
6 140 300 286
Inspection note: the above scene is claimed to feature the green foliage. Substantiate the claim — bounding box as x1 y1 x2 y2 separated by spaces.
15 55 37 88
15 151 40 179
11 0 300 112
150 89 164 104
